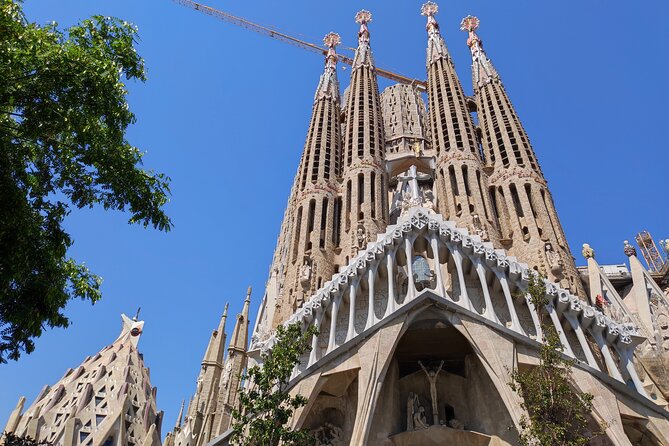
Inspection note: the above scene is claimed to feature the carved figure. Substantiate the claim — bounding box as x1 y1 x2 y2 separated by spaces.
623 240 637 257
471 213 488 241
396 266 408 297
407 393 428 431
544 242 563 274
356 225 367 252
221 360 233 388
419 360 444 425
300 260 312 284
412 141 422 158
423 188 435 214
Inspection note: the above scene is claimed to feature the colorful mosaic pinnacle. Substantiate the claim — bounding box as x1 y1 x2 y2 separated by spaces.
460 14 480 32
323 32 341 49
421 1 438 17
355 9 372 24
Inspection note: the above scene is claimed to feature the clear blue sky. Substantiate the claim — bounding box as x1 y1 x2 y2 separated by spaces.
2 0 668 435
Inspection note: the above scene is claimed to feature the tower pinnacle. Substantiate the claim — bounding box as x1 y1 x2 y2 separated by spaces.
460 16 499 87
352 10 374 68
355 10 372 43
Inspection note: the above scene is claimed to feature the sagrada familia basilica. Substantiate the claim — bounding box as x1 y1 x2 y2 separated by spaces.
4 3 669 445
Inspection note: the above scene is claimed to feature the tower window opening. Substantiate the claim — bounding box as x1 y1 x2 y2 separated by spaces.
306 199 316 251
370 172 376 219
333 197 342 247
449 166 459 196
462 166 472 196
509 184 524 218
320 198 328 249
293 207 302 262
345 180 352 231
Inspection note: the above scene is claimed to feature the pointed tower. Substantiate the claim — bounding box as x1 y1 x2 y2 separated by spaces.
257 33 344 330
213 287 251 434
339 10 388 262
421 2 499 243
182 303 229 446
461 15 582 293
2 314 162 446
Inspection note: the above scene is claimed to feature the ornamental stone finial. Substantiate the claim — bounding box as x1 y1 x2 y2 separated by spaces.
421 2 438 17
323 32 341 49
582 243 595 259
623 240 637 257
461 15 482 48
355 10 372 24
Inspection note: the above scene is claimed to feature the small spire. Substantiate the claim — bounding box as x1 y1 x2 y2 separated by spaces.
460 16 499 88
351 10 375 69
133 307 141 322
175 399 185 428
421 2 439 34
323 32 340 69
355 10 372 43
421 2 450 64
624 240 638 257
223 302 229 318
245 286 252 303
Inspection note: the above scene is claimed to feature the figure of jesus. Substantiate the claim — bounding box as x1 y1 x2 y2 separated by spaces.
419 360 444 425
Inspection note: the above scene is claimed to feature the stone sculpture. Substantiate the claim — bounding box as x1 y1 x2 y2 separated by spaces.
419 360 445 425
407 392 429 431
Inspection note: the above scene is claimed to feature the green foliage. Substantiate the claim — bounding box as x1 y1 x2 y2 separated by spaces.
0 0 171 362
231 323 318 446
2 433 51 446
509 274 599 446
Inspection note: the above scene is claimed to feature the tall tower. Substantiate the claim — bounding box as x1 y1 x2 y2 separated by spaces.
184 304 229 446
265 33 344 328
421 2 499 243
339 10 388 262
214 288 251 434
461 16 582 292
2 314 162 446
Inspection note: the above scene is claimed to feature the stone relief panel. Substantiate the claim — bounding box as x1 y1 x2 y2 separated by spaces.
335 297 349 347
374 274 389 321
354 281 369 335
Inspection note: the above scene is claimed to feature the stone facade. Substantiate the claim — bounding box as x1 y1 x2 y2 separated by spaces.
236 4 669 446
2 315 162 446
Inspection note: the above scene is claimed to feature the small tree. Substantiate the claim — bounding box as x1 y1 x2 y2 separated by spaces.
509 274 599 446
0 0 171 362
231 323 317 446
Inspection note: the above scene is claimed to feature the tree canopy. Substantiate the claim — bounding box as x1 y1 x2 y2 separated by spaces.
231 323 318 446
0 0 171 363
509 275 600 445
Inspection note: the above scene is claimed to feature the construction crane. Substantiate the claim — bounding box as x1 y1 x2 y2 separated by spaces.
172 0 428 92
635 231 666 273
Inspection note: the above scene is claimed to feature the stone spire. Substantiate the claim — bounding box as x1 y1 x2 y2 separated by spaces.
463 16 582 293
3 315 162 446
263 33 344 328
214 287 252 434
182 303 230 446
421 3 499 244
339 10 388 263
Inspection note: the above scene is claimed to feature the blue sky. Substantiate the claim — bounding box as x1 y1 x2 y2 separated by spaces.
2 0 668 435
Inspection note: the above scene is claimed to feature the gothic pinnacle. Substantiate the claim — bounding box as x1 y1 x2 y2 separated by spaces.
460 15 481 49
421 2 439 33
355 10 372 43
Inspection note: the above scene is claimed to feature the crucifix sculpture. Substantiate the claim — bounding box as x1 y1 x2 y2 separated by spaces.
419 360 444 425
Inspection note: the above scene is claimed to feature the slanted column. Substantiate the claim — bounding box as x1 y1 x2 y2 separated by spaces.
366 266 377 330
473 257 498 322
449 243 472 311
546 304 574 357
405 238 416 301
563 314 600 370
385 251 397 318
496 271 523 334
589 328 624 382
308 309 323 366
346 280 359 342
525 293 543 340
430 234 446 298
327 295 341 352
617 344 649 398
